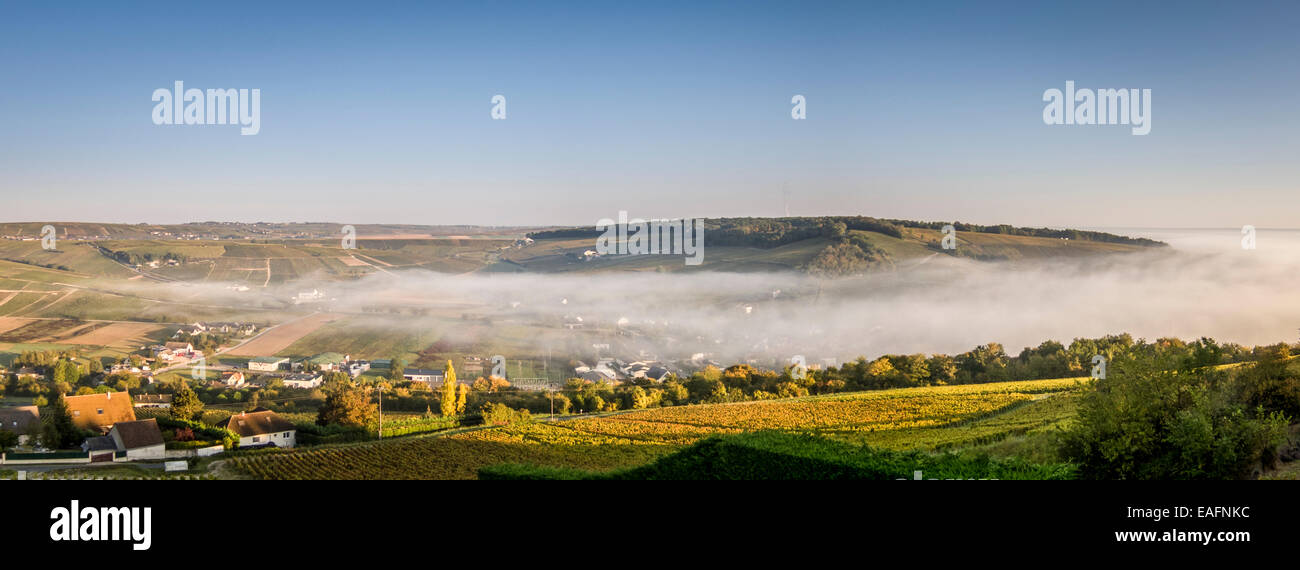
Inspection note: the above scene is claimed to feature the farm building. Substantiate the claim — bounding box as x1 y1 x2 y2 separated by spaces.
282 373 323 389
64 392 136 433
293 289 325 304
403 368 445 384
0 406 41 444
344 360 370 377
218 408 296 448
306 352 349 372
248 356 290 372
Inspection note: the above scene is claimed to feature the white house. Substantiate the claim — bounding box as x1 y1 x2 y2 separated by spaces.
221 371 247 388
0 406 40 445
248 357 290 372
402 368 444 384
282 373 323 389
108 418 166 460
218 409 296 448
293 289 325 305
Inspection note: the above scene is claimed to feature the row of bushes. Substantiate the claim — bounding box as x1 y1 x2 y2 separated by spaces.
379 415 461 437
154 416 239 449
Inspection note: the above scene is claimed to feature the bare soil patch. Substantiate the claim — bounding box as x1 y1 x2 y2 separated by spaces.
226 313 341 356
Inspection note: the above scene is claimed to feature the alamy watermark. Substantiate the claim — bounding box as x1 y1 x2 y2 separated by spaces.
941 224 957 250
595 211 705 266
50 500 152 551
492 355 507 379
41 225 57 251
152 81 260 135
1091 355 1107 380
1043 81 1150 135
342 225 357 250
491 95 507 120
790 355 807 380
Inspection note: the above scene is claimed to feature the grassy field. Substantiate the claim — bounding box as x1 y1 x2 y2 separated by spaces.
0 241 134 278
275 316 438 360
224 313 343 357
226 377 1085 480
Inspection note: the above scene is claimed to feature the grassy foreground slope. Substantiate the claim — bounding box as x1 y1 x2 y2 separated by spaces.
480 431 1075 480
226 378 1084 480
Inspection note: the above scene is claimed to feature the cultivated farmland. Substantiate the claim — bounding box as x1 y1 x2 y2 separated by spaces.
227 378 1084 480
225 313 342 356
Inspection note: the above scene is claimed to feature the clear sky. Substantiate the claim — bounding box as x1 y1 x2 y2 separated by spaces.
2 0 1298 228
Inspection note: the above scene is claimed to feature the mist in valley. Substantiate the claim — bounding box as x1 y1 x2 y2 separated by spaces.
112 228 1300 366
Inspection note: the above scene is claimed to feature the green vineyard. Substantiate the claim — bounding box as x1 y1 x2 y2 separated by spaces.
228 377 1086 480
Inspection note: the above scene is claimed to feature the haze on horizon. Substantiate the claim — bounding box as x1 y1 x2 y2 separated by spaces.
102 228 1300 365
2 1 1298 229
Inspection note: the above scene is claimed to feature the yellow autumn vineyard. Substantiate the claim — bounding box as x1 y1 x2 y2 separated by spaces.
228 377 1087 480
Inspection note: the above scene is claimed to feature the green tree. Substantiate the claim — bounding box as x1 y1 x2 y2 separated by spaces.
629 386 651 409
171 382 204 421
926 354 957 385
1060 354 1288 480
479 402 531 426
52 359 82 386
389 355 407 383
41 394 84 449
316 380 377 428
0 430 19 451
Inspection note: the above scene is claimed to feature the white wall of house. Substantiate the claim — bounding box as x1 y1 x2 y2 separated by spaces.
249 361 284 372
282 379 321 389
125 444 166 460
240 430 296 449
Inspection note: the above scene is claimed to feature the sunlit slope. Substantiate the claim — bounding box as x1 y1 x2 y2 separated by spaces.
0 221 1157 284
499 227 1152 273
0 238 513 284
227 377 1085 480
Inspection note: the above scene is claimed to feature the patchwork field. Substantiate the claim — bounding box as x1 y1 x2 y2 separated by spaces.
57 322 170 349
0 317 170 349
0 318 86 343
227 377 1085 480
225 313 342 356
276 317 437 359
0 317 34 336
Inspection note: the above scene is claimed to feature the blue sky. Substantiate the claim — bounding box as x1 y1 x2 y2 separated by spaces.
2 0 1298 228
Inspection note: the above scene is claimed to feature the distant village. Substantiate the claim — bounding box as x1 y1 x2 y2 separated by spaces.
0 307 792 476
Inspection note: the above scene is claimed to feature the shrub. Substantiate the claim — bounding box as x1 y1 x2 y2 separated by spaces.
1059 355 1289 480
479 402 531 426
154 416 239 449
